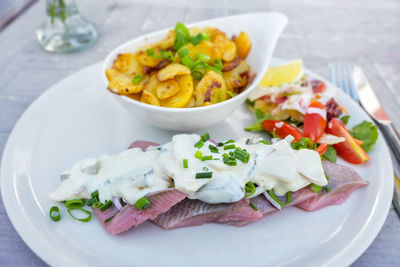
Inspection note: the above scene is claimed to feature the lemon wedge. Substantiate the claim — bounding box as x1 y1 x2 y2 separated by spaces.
259 59 304 87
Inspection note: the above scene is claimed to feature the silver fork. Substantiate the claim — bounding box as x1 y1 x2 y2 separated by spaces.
330 64 400 216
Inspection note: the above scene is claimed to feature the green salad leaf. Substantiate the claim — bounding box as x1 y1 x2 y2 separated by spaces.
244 109 272 131
340 115 351 125
322 145 337 163
350 120 379 152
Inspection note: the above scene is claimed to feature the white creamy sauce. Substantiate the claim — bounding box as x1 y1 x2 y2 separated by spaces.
49 134 327 205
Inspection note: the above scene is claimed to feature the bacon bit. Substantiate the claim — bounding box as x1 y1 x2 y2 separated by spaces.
354 138 364 146
222 57 241 72
339 104 349 115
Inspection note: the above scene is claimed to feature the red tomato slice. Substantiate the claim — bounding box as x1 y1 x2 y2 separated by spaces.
261 120 304 142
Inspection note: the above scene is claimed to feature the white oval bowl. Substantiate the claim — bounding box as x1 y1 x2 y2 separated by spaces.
102 12 288 131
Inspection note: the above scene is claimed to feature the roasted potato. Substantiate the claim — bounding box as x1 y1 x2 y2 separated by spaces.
194 70 228 106
157 78 181 99
159 30 175 49
213 32 237 62
108 73 143 95
127 93 142 101
136 45 163 67
234 32 252 59
222 60 250 90
182 41 221 63
157 63 191 81
160 75 194 108
141 90 160 106
185 96 196 108
105 67 121 81
113 53 143 74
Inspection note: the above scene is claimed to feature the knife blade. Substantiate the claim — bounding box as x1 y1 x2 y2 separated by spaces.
352 66 400 216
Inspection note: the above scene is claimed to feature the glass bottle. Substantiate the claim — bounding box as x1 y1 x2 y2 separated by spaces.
36 0 98 53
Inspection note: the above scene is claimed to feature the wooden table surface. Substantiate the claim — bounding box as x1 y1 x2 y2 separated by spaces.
0 0 399 266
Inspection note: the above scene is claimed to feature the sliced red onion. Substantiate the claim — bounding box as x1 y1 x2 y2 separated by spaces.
263 192 282 210
209 139 218 146
74 185 86 195
112 196 123 211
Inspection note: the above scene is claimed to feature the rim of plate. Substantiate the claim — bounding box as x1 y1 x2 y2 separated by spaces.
0 59 393 267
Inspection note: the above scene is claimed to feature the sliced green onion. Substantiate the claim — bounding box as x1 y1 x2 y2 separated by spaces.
217 90 235 102
99 200 112 211
205 65 222 75
194 150 203 159
92 202 102 209
233 148 250 163
159 50 174 61
310 183 322 193
49 206 61 222
197 53 210 62
194 140 204 148
191 33 207 45
201 132 210 142
67 207 92 222
183 159 188 168
213 59 223 70
249 202 258 211
65 199 85 209
209 144 219 153
181 55 195 68
86 197 98 207
201 155 213 161
245 182 256 197
135 197 151 210
91 190 99 198
104 215 115 223
196 172 213 179
178 47 189 58
173 22 190 50
268 190 292 206
203 167 209 171
132 74 142 84
326 187 332 192
223 144 236 150
192 70 204 80
146 48 155 56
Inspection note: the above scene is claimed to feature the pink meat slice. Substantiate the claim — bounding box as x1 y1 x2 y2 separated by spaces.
94 189 187 235
295 161 369 211
152 197 262 229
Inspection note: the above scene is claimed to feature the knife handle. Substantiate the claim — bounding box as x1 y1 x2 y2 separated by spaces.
379 121 400 164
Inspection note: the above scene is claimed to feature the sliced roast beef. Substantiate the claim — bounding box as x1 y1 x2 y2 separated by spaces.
152 197 262 229
295 161 369 211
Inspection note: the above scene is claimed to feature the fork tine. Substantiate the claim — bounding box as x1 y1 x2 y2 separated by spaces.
347 65 360 101
329 64 337 86
341 66 352 96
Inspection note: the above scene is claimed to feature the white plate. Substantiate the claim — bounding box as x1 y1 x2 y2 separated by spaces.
0 59 393 267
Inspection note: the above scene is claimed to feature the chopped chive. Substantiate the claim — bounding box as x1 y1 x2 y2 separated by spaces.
196 172 213 179
214 158 220 160
86 197 98 207
245 182 256 197
233 148 250 163
208 144 219 153
260 140 270 145
99 200 112 211
246 139 250 145
65 199 85 209
194 140 204 148
135 197 151 210
201 155 213 161
91 190 99 198
203 167 209 171
104 215 115 223
217 142 224 147
146 48 155 56
92 202 102 208
224 144 236 150
201 132 210 142
223 156 237 166
224 139 235 144
249 202 258 211
326 187 332 192
67 207 92 222
310 183 322 193
132 74 142 84
222 153 229 158
268 190 292 206
194 150 203 159
183 159 188 168
49 206 61 222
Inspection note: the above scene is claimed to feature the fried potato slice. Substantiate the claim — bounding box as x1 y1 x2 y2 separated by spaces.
113 53 143 74
140 90 160 106
108 73 143 95
183 41 221 63
157 63 191 81
157 78 181 99
194 70 228 106
213 34 237 62
222 60 250 90
160 30 176 49
105 67 121 81
160 74 194 108
127 93 142 101
136 45 163 67
234 32 252 59
185 96 196 108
